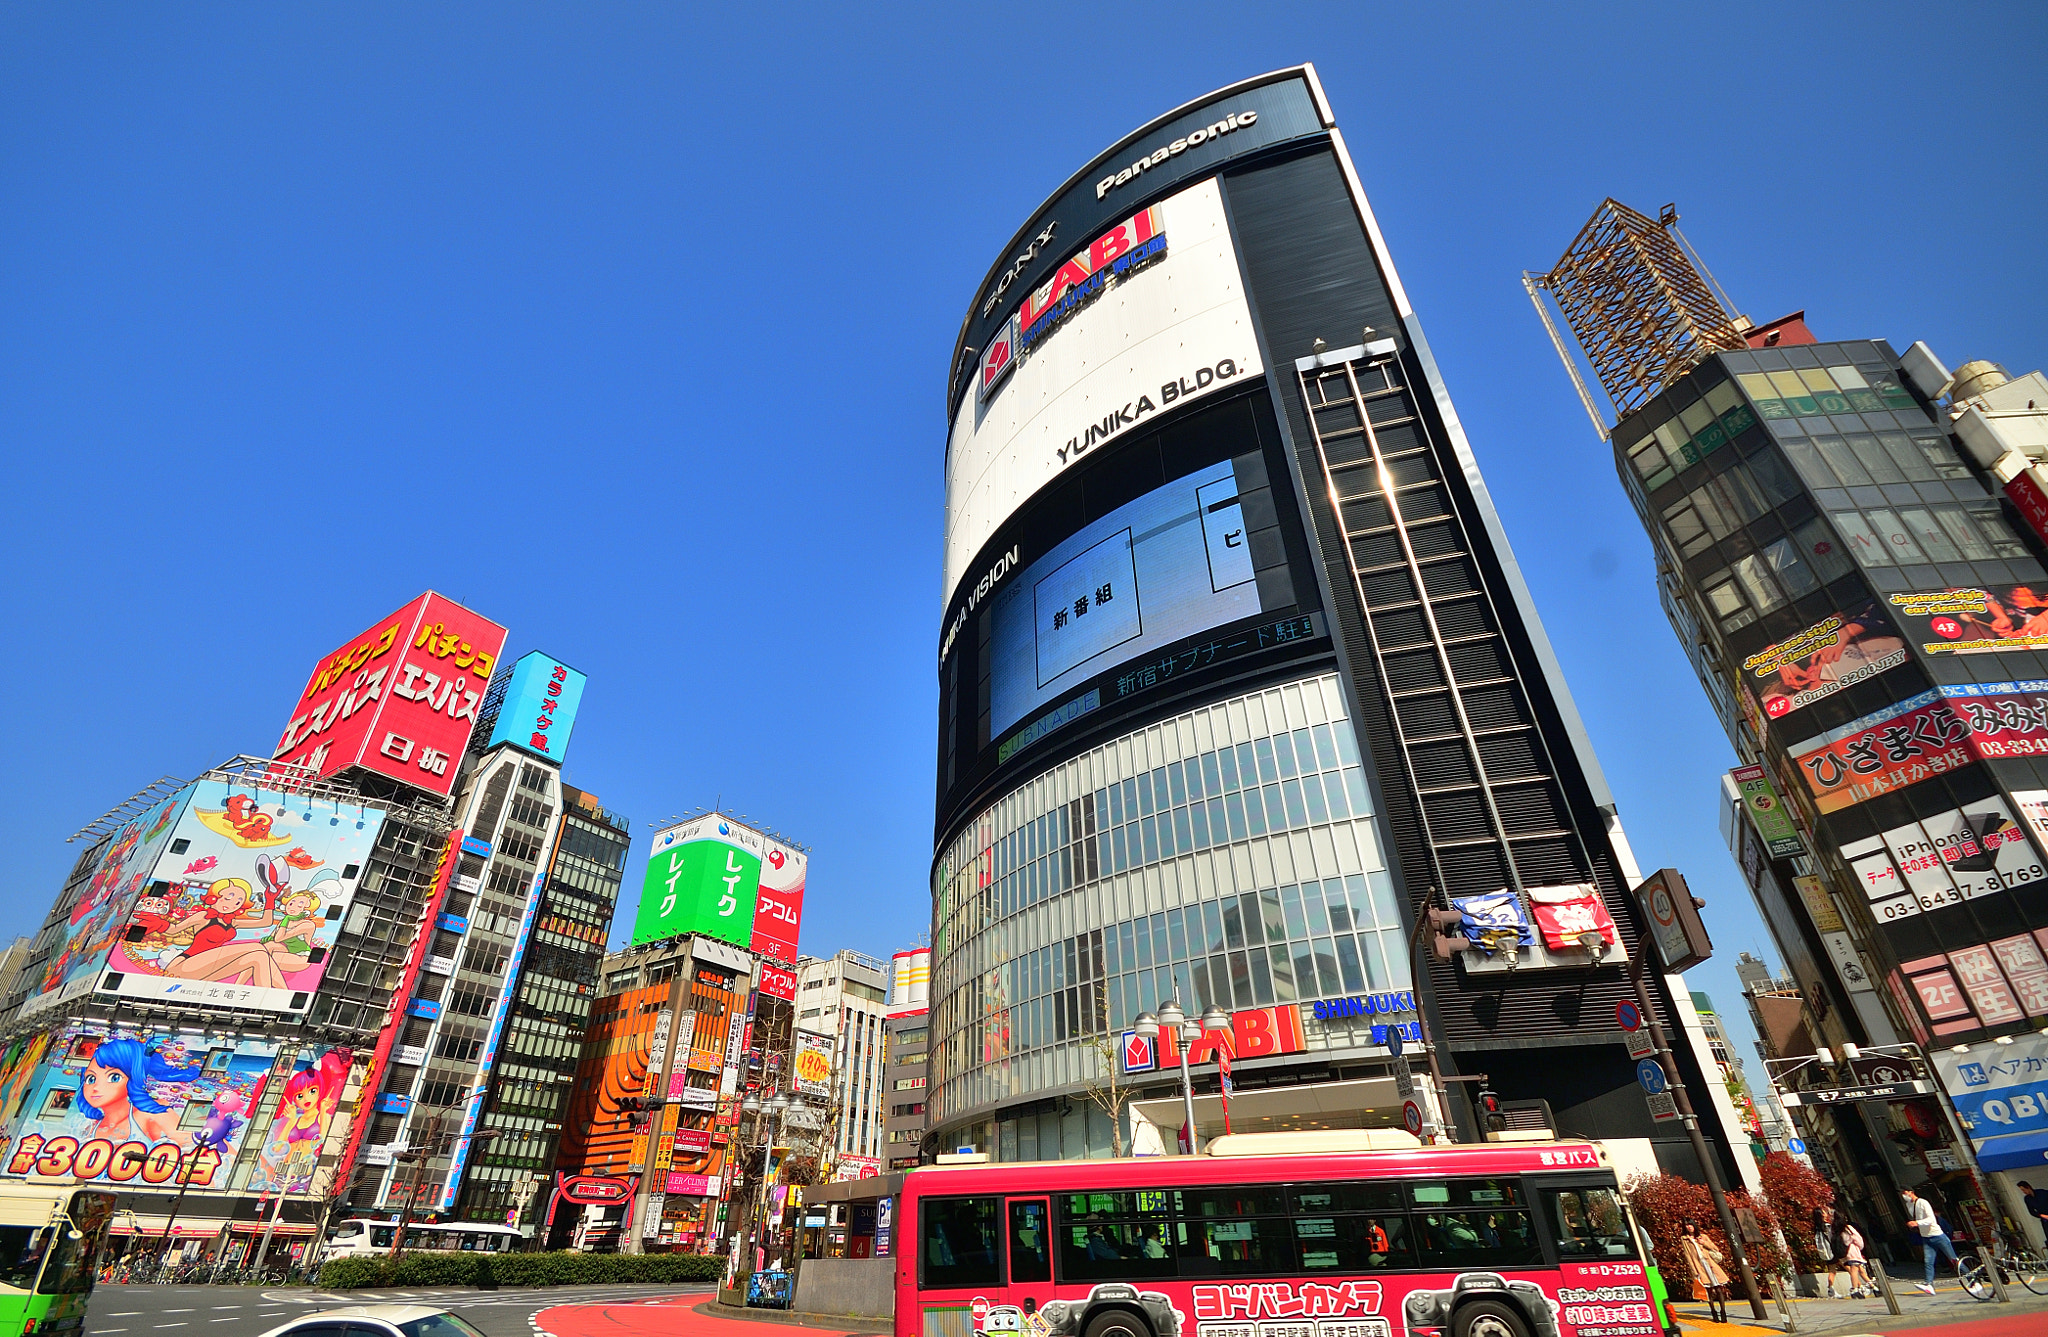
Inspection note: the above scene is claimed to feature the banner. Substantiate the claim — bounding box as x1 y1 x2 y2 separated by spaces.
1740 601 1908 724
1785 685 2048 813
1889 585 2048 656
793 1031 833 1099
247 1045 357 1195
1731 765 1804 858
1840 796 2045 924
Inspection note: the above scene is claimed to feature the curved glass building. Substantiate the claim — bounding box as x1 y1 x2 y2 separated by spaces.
930 66 1744 1179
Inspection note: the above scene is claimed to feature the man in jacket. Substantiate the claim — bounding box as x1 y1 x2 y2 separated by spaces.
1901 1189 1960 1294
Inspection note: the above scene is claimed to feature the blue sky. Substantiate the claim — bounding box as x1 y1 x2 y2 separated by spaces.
5 6 2043 1077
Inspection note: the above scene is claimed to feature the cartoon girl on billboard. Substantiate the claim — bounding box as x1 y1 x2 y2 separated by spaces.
157 877 273 980
76 1036 192 1145
253 1049 352 1194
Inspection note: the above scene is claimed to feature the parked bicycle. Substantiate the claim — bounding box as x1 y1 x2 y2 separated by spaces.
1959 1247 2048 1298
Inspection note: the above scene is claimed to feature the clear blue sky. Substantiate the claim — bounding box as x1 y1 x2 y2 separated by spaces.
5 5 2043 1076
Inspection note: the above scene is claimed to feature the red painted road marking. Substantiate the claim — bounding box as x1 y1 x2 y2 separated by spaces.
535 1296 872 1337
1875 1313 2048 1337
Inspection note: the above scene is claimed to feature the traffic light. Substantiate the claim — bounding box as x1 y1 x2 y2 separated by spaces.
1477 1086 1505 1134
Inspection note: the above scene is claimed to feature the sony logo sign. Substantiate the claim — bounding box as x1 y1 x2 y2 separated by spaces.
1097 109 1257 200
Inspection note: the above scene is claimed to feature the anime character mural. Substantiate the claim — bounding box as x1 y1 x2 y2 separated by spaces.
21 788 192 1016
1 1023 277 1188
249 1047 355 1195
101 781 385 1013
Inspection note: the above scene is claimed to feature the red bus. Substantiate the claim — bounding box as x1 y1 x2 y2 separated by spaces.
895 1131 1661 1337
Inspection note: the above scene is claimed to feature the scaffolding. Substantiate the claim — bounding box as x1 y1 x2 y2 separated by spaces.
1527 199 1748 428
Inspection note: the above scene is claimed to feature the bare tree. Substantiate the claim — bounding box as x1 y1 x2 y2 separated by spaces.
1076 985 1130 1157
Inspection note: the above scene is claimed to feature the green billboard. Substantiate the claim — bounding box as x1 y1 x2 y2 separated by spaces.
633 814 764 947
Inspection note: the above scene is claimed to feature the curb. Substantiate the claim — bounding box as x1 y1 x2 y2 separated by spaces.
697 1298 890 1333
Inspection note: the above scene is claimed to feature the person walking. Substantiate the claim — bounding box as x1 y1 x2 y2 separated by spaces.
1812 1204 1841 1298
1838 1216 1872 1298
1902 1188 1961 1295
1680 1221 1732 1323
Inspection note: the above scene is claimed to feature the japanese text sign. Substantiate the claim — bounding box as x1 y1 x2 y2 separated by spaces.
485 651 588 761
1785 682 2048 813
274 593 508 798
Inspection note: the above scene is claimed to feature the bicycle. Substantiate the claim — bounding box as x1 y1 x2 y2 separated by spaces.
1960 1247 2048 1297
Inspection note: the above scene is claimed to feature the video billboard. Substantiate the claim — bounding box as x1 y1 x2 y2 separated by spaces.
99 779 387 1014
0 1022 334 1191
485 651 588 761
944 176 1264 601
20 786 193 1019
273 592 509 798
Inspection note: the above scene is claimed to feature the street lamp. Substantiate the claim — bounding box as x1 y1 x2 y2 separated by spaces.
1139 1000 1226 1154
738 1090 793 1276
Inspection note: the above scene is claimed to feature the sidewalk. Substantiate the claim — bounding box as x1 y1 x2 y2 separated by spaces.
1668 1272 2048 1336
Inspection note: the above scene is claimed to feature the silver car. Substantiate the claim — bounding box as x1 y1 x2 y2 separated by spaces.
254 1305 489 1337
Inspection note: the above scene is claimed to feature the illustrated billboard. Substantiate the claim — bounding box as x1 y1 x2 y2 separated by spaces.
99 779 387 1014
635 813 805 952
485 651 588 761
20 786 194 1018
1738 600 1907 727
793 1030 833 1099
1889 584 2048 656
0 1022 288 1190
273 593 509 798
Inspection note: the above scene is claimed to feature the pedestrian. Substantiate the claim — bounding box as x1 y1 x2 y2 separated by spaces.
1811 1203 1841 1298
1680 1221 1731 1323
1838 1216 1871 1298
2019 1180 2048 1249
1901 1188 1961 1295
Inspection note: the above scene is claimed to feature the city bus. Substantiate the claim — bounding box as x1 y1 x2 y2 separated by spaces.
0 1185 115 1336
898 1131 1659 1337
323 1219 524 1256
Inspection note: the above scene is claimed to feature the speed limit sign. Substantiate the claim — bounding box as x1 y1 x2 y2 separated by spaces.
1403 1101 1423 1136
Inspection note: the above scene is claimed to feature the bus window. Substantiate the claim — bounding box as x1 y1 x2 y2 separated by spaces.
1176 1217 1294 1276
1008 1201 1050 1285
1410 1209 1542 1270
1293 1183 1403 1214
921 1197 1002 1288
1541 1186 1636 1259
0 1229 47 1292
1058 1220 1174 1281
372 1227 396 1248
36 1226 98 1295
1293 1213 1415 1272
1172 1185 1288 1218
1406 1177 1525 1210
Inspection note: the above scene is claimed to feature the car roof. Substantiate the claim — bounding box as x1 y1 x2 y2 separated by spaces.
289 1306 450 1324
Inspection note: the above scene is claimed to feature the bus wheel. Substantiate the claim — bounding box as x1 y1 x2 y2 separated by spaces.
1453 1301 1529 1337
1084 1311 1152 1337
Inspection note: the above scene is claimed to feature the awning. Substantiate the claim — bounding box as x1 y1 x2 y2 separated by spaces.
1974 1127 2048 1174
1129 1075 1407 1150
110 1217 317 1239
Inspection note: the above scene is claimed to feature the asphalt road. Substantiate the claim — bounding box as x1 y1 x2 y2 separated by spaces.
84 1284 716 1337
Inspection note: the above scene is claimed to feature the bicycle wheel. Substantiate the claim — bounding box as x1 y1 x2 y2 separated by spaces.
1958 1255 1993 1301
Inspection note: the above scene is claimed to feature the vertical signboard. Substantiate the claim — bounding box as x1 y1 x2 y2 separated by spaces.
485 651 589 761
273 593 509 799
793 1031 833 1100
750 837 806 965
1730 765 1804 859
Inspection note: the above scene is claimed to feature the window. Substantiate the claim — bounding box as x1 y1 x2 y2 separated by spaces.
921 1196 1002 1288
1540 1186 1637 1261
1010 1200 1051 1284
1293 1213 1415 1272
0 1227 47 1292
1407 1178 1540 1269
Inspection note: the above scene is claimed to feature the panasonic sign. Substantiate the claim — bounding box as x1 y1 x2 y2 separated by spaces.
1097 110 1256 200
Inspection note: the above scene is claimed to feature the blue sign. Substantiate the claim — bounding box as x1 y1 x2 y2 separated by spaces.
1787 1137 1807 1155
1120 1030 1157 1074
1312 991 1417 1021
486 651 588 762
409 997 442 1020
438 913 470 934
1388 1027 1405 1058
1636 1058 1669 1095
1617 1000 1643 1032
460 836 493 858
377 1092 412 1115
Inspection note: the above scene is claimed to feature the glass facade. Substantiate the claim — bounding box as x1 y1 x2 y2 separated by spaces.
928 671 1413 1134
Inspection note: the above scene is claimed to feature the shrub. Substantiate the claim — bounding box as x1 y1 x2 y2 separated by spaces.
1757 1151 1835 1274
317 1249 724 1290
1625 1172 1789 1297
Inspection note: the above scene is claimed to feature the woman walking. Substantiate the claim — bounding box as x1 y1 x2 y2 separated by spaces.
1681 1221 1732 1323
1837 1216 1872 1298
1813 1204 1841 1298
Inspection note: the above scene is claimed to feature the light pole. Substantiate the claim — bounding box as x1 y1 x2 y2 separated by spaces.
1135 1000 1230 1153
739 1089 790 1277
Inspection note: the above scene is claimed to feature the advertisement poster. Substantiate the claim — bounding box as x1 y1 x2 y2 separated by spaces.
1890 585 2048 656
272 592 509 798
101 780 386 1014
246 1046 355 1195
1839 797 2045 924
1730 765 1804 859
793 1030 832 1099
20 787 193 1018
1791 682 2048 813
1 1022 279 1189
1740 601 1908 724
634 813 767 948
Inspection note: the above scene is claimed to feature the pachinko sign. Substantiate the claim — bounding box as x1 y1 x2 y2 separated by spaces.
273 592 509 798
100 779 386 1015
2 1023 280 1190
20 786 192 1018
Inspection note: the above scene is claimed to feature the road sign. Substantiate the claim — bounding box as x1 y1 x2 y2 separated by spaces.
1395 1068 1415 1099
1388 1027 1405 1058
1403 1101 1423 1136
1636 1058 1669 1095
1787 1137 1807 1155
1617 1000 1643 1032
1624 1029 1658 1060
1645 1091 1680 1122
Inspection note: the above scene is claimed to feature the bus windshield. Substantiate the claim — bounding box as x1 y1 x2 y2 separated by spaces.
0 1228 49 1293
38 1194 113 1296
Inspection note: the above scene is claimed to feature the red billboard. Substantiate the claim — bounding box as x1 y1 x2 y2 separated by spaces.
273 593 508 798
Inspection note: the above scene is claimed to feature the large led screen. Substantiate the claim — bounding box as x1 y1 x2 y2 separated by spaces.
988 458 1264 735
